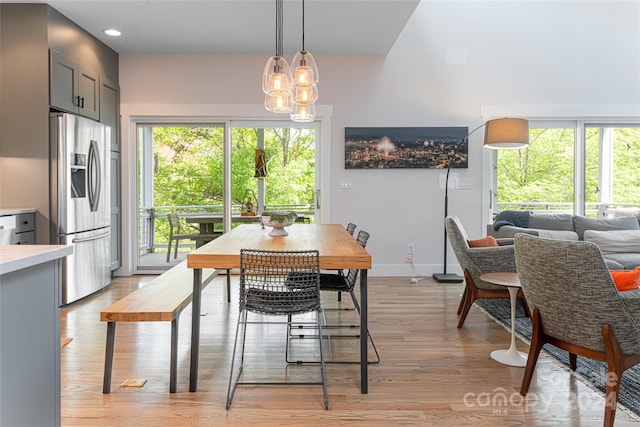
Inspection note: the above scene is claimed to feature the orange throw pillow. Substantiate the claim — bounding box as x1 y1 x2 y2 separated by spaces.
611 267 640 291
467 236 499 248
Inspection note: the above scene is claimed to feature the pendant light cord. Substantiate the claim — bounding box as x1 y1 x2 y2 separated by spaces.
276 0 283 57
301 0 305 51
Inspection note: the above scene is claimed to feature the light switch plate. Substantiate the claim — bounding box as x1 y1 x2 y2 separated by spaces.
339 178 353 189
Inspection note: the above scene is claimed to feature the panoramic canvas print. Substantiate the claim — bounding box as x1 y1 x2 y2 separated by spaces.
345 126 469 169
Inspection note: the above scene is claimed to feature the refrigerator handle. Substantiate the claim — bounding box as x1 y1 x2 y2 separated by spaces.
88 139 101 212
72 229 110 243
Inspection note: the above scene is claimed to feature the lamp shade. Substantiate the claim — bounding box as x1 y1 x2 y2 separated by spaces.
483 118 529 149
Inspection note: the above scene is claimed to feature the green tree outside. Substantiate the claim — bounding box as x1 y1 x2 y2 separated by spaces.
496 126 640 213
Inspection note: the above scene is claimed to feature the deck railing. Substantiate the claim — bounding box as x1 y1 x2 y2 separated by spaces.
138 204 314 255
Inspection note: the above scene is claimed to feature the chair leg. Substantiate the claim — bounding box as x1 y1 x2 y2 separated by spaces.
166 240 172 263
602 324 626 427
174 238 179 259
457 287 467 315
457 274 477 328
568 353 577 371
226 310 247 409
317 310 329 410
520 308 545 396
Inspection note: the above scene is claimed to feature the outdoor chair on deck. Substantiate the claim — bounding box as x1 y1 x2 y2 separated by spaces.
226 249 328 410
514 233 640 427
165 213 201 262
445 216 529 328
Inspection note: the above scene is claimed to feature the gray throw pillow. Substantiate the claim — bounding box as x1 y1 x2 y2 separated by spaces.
573 215 640 240
528 214 574 231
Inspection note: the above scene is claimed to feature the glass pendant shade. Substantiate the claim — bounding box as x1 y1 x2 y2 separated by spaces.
291 50 319 85
264 91 292 113
290 102 316 122
262 56 292 94
294 85 318 103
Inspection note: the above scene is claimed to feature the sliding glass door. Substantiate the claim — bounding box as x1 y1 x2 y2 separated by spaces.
136 120 318 271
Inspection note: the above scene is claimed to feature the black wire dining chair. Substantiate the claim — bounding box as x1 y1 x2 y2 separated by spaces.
226 248 328 410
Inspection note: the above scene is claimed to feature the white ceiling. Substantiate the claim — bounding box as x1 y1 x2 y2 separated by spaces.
6 0 420 55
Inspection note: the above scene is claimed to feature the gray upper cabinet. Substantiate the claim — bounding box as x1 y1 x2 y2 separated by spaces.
100 77 119 151
49 50 100 120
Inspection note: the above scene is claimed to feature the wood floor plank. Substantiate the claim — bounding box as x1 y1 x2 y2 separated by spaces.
60 275 640 426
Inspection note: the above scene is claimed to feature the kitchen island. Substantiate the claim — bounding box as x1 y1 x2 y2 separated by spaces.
0 244 73 427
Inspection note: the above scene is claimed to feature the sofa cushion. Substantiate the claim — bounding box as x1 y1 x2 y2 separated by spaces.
604 253 640 270
528 213 574 231
573 215 640 240
583 229 640 253
536 229 579 240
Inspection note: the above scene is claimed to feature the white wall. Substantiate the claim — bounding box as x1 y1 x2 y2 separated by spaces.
119 1 640 276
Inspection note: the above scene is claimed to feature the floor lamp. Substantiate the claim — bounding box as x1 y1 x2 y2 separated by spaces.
432 117 530 283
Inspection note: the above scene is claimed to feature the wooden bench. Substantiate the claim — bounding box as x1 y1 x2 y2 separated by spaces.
100 260 218 393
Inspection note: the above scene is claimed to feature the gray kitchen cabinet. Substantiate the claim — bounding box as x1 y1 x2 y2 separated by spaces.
102 76 121 270
0 245 72 427
50 49 100 120
0 211 36 245
101 77 120 151
14 212 35 244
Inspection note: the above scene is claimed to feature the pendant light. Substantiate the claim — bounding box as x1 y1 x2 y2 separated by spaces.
290 0 319 122
262 0 293 113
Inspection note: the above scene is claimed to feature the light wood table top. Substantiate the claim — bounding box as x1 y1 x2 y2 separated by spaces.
187 223 371 270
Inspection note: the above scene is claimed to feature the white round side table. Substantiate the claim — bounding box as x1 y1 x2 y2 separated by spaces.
479 272 528 367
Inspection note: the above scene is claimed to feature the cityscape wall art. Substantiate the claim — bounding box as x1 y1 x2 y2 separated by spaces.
345 126 469 169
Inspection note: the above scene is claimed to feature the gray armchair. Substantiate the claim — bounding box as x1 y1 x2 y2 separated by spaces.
445 216 529 328
514 233 640 427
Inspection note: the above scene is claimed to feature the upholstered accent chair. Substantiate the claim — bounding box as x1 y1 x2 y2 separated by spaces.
514 233 640 427
445 216 529 328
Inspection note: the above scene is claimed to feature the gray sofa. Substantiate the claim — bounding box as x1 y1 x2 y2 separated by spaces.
487 211 640 270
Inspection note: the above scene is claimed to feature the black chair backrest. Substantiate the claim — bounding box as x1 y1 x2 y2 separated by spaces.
346 222 357 236
239 249 321 316
343 230 370 289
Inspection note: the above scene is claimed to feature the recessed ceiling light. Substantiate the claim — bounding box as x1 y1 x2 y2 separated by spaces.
104 29 121 37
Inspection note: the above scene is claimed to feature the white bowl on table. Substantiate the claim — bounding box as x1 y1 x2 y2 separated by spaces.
261 211 297 236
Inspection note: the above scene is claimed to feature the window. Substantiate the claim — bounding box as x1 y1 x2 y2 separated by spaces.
585 125 640 217
493 121 640 217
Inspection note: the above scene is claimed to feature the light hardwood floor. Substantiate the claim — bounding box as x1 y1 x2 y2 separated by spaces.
61 274 640 426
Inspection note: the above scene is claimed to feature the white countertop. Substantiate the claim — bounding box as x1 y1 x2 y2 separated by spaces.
0 245 73 275
0 208 36 216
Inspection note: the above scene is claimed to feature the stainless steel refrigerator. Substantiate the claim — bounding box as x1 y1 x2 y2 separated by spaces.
50 112 111 305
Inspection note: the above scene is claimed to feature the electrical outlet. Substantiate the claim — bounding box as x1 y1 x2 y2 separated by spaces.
408 243 414 254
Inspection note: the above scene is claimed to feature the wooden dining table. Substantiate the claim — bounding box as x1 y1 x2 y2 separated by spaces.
186 223 373 394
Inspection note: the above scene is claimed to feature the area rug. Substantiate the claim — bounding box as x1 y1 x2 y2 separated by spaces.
474 299 640 420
